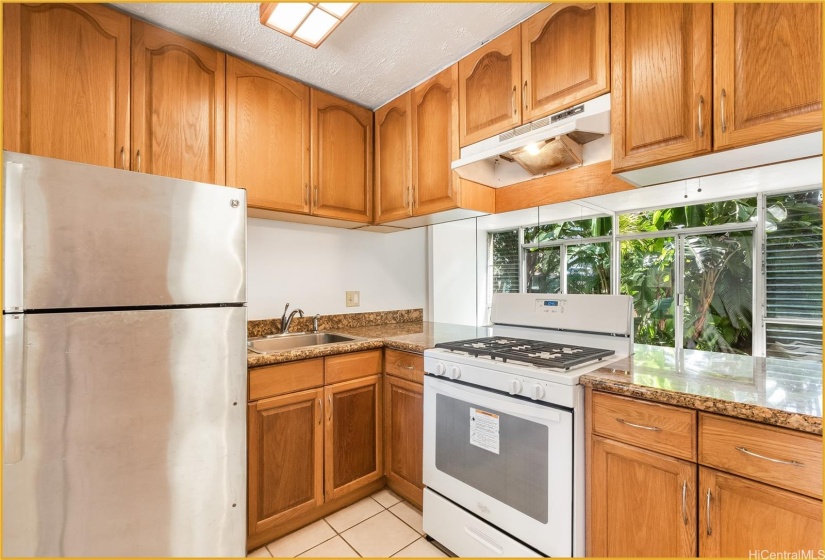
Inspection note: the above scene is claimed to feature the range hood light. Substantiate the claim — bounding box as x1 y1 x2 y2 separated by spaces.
524 142 543 156
507 135 583 176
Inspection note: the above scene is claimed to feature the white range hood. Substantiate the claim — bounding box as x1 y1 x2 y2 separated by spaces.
451 93 611 188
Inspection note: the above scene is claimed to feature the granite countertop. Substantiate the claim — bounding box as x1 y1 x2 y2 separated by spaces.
246 321 484 368
581 344 822 435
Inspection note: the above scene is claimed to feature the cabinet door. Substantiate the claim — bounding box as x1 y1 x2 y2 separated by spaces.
699 467 823 556
226 56 310 213
413 64 460 216
4 3 130 168
248 388 324 537
375 92 412 223
384 376 423 508
713 4 822 150
590 437 697 557
459 26 521 147
131 21 225 184
611 4 712 172
311 89 373 223
325 375 382 501
521 3 609 122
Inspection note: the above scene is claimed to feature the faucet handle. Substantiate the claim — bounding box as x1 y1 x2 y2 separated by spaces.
312 314 320 333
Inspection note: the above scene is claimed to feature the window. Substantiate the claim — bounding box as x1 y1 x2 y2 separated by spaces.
764 189 823 360
487 190 822 362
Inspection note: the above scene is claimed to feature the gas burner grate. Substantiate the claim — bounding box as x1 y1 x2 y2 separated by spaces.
434 336 615 370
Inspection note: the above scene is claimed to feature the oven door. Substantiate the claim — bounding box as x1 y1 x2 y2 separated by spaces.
423 375 573 557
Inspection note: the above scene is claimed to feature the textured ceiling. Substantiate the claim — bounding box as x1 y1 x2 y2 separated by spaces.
113 2 545 109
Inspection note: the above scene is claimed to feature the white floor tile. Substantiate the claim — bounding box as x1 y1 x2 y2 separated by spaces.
297 536 359 558
389 501 424 535
341 510 419 557
371 488 402 508
265 519 336 558
247 546 273 558
325 497 384 533
392 537 447 558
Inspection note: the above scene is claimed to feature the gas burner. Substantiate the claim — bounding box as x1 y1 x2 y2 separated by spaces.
434 336 615 370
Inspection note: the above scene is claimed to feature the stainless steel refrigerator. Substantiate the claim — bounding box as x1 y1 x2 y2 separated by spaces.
2 152 247 557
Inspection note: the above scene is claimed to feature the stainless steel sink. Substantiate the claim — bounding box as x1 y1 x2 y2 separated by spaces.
247 332 365 354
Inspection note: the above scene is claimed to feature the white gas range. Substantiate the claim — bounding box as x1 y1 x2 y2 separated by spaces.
422 293 634 558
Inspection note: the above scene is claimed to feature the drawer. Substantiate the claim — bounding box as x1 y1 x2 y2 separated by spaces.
591 392 696 461
325 349 383 384
384 349 424 384
248 358 324 401
699 413 822 499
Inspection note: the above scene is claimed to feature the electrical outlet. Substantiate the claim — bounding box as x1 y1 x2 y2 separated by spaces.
345 291 360 307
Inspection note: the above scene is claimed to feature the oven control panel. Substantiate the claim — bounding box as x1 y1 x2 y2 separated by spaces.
534 298 566 314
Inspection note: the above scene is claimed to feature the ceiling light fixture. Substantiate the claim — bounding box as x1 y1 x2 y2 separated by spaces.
260 3 357 48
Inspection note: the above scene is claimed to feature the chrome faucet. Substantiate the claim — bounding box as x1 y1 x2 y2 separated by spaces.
280 303 304 334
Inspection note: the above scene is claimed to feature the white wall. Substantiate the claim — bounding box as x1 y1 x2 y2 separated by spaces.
430 218 480 326
247 218 427 320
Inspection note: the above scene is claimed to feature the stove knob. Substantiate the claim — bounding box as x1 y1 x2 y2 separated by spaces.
530 384 545 401
449 365 461 380
435 363 446 376
508 379 522 395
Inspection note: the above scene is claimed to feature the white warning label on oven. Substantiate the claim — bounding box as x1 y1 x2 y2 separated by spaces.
470 408 500 454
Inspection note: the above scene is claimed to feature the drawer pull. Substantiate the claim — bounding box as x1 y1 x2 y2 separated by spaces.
681 481 688 525
735 446 805 467
399 363 415 370
706 489 712 536
616 418 661 431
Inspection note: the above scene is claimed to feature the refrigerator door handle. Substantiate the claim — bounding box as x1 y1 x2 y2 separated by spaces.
4 160 24 312
3 313 25 464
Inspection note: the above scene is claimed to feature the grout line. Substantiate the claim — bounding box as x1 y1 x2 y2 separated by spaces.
385 502 424 536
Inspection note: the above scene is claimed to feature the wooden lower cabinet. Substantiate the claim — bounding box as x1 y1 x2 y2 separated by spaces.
589 436 697 557
324 375 383 501
247 388 324 536
699 467 823 556
384 375 424 508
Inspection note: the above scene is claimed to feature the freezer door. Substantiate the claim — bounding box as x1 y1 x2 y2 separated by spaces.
3 152 245 310
2 307 247 557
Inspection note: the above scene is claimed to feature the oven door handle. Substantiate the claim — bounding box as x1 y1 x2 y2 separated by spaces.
425 376 563 424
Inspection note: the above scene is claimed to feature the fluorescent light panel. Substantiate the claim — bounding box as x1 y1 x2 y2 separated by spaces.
260 3 356 48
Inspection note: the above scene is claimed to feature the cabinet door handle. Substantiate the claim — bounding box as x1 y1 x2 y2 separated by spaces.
705 489 712 536
616 417 661 431
511 85 517 116
720 89 728 133
136 149 141 173
404 185 409 208
735 446 805 467
120 147 126 169
413 185 417 209
327 394 332 422
304 183 309 206
681 481 688 525
313 185 319 208
523 80 528 111
317 398 322 425
698 95 705 138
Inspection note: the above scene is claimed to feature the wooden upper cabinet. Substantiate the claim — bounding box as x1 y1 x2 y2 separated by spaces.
375 92 413 223
521 3 609 122
226 56 310 214
413 64 461 216
699 467 823 556
459 26 521 147
590 437 697 557
611 3 712 173
324 375 382 501
248 388 324 536
131 21 225 184
713 3 822 151
311 89 373 223
4 3 130 168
